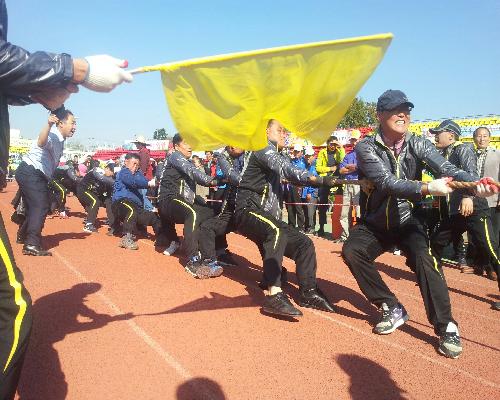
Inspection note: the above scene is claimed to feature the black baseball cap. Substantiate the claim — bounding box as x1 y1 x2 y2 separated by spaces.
429 119 461 136
376 90 414 112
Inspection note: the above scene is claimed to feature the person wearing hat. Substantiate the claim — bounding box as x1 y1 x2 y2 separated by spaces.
133 135 154 212
302 146 319 235
315 135 346 237
341 90 498 359
76 161 116 233
430 120 499 281
337 130 362 242
284 143 306 231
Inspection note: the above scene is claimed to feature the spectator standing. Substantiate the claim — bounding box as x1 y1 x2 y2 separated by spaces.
302 146 319 235
338 130 361 242
315 136 345 236
192 155 210 200
473 127 499 260
286 144 306 231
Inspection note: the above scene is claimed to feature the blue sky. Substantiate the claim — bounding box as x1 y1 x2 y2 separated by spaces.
7 0 500 147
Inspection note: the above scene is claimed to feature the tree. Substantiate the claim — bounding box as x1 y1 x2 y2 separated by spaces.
337 97 377 129
153 128 169 140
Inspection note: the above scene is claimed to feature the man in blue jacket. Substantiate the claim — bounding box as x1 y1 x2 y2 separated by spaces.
0 1 132 397
112 153 164 250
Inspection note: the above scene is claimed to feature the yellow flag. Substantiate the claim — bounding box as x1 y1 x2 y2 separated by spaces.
140 33 393 150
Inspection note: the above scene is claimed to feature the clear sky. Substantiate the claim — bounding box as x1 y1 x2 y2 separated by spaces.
7 0 500 148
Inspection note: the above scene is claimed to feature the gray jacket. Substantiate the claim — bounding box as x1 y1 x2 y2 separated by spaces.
356 130 475 230
478 147 500 208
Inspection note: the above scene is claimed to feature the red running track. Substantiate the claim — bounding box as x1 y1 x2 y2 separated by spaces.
0 182 498 400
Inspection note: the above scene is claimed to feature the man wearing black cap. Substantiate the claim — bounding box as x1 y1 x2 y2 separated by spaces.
430 120 499 283
342 90 497 359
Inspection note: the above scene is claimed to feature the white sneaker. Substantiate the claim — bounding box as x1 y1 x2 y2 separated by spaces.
163 241 180 256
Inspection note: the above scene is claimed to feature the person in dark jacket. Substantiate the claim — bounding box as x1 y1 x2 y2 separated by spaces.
341 90 497 359
234 119 337 317
158 133 222 278
199 146 244 268
0 1 132 397
48 162 80 218
77 162 116 233
430 120 499 280
112 153 163 250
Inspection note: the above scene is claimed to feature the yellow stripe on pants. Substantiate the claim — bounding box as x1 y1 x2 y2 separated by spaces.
172 199 196 231
53 181 66 205
84 191 97 209
121 202 135 222
248 211 280 250
483 218 500 263
0 237 27 372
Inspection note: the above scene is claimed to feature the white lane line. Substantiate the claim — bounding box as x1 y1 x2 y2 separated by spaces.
53 251 192 379
307 308 500 390
228 243 500 389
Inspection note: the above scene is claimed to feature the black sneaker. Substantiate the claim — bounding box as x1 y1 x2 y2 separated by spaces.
438 323 462 359
373 303 409 334
185 256 211 279
262 292 303 317
217 251 238 267
298 287 336 313
201 258 224 278
492 302 500 311
83 223 98 233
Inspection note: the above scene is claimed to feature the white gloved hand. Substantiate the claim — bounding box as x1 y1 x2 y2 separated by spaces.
82 55 133 93
148 177 156 187
427 178 453 196
476 177 499 198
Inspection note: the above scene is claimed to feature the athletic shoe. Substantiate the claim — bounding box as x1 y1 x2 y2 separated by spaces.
217 251 238 267
202 258 224 278
83 223 98 233
485 270 498 281
59 210 68 219
492 302 500 311
298 287 336 313
119 233 139 250
262 292 303 317
373 303 409 334
438 322 462 359
163 241 180 256
184 255 211 279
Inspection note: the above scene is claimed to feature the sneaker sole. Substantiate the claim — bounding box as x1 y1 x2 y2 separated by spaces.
209 268 224 278
184 265 212 279
438 346 462 359
261 306 303 318
373 313 409 335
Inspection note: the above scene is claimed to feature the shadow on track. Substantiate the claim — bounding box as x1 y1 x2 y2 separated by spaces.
17 283 133 400
176 377 226 400
337 354 408 400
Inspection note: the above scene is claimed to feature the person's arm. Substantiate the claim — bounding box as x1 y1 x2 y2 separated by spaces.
91 168 115 187
355 141 423 200
37 114 58 148
255 147 314 186
216 153 241 186
315 150 337 174
169 152 215 186
119 169 148 189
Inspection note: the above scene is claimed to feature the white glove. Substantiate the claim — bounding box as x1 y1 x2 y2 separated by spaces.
427 178 453 196
148 177 156 187
476 177 499 197
82 55 133 93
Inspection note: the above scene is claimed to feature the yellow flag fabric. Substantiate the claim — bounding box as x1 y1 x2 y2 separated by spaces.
140 33 393 151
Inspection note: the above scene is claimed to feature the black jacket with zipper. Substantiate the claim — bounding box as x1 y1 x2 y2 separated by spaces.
356 130 475 231
235 140 314 220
